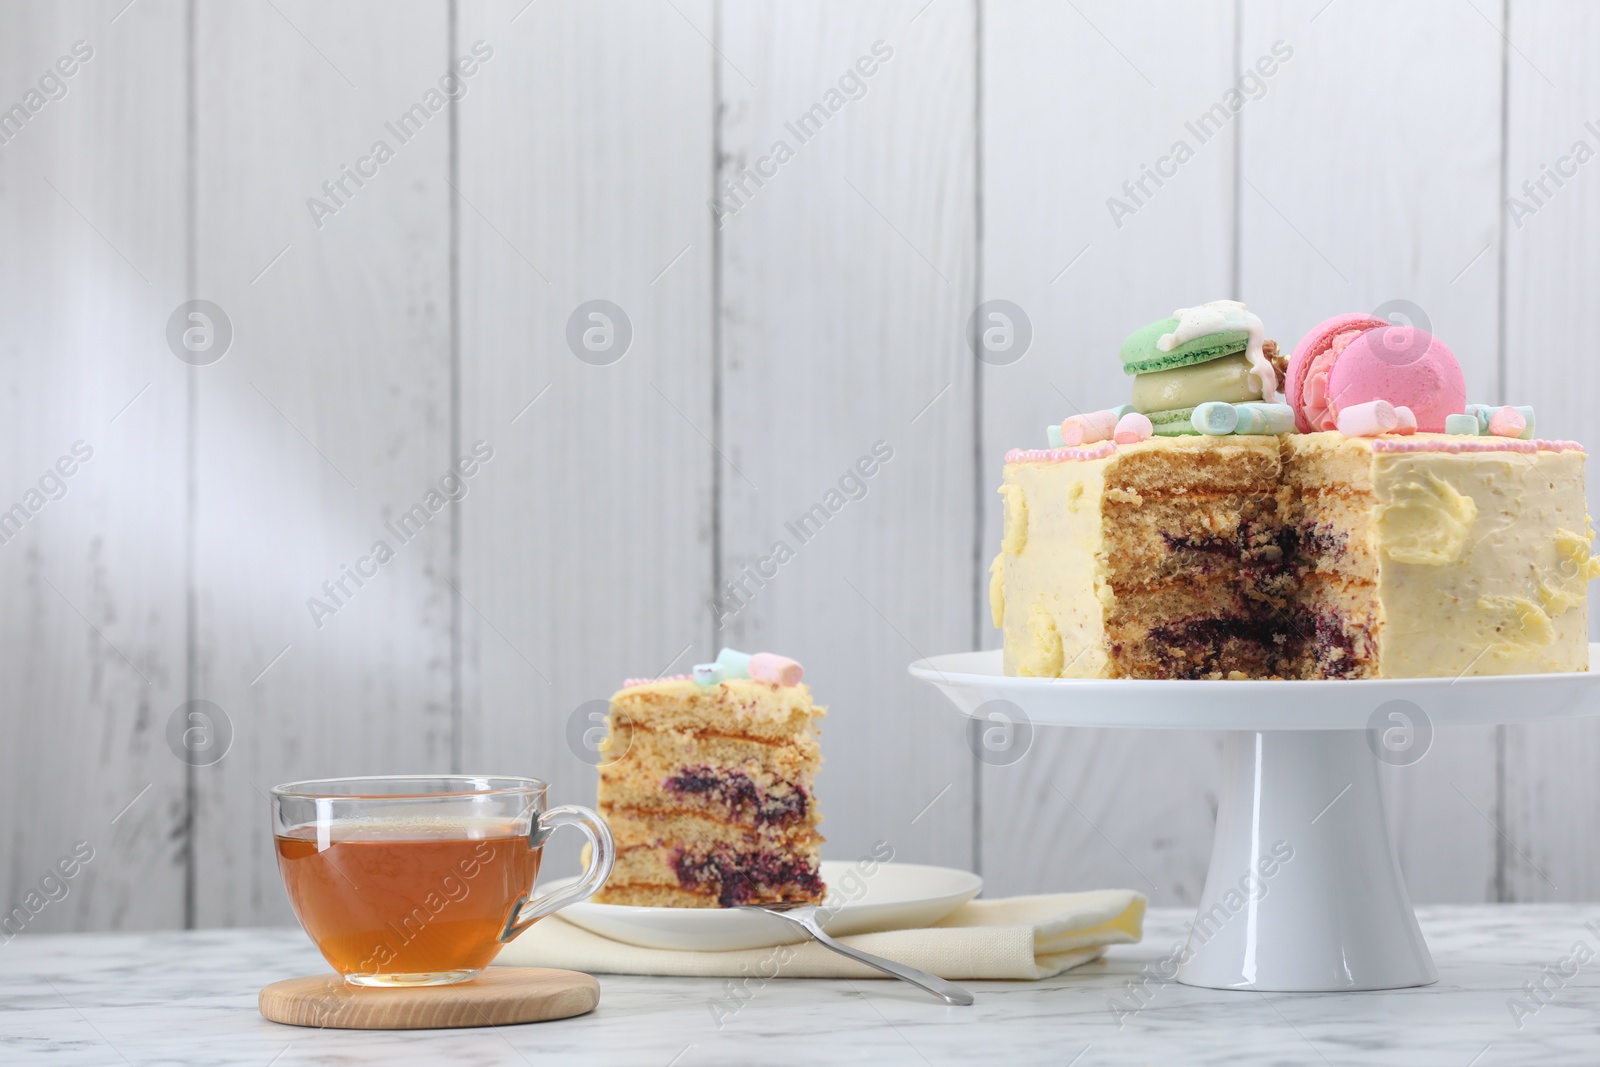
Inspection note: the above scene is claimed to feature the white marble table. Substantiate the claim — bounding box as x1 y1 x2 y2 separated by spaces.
4 906 1599 1065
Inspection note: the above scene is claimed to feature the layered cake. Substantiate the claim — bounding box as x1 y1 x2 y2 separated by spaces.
991 302 1598 679
595 649 825 907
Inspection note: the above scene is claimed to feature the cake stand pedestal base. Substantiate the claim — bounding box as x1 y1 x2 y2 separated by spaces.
1177 730 1434 991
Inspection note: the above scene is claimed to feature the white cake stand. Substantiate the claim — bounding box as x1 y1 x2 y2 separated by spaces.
909 647 1600 992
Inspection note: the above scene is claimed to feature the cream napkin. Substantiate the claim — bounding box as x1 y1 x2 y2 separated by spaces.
495 890 1144 981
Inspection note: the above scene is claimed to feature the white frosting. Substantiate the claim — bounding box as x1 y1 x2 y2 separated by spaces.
1156 299 1280 404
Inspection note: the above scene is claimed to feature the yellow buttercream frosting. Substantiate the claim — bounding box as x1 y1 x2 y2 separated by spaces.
999 483 1028 555
1372 447 1590 676
1018 603 1064 676
1475 594 1557 658
995 449 1113 677
1376 472 1477 565
1535 527 1600 616
988 552 1006 629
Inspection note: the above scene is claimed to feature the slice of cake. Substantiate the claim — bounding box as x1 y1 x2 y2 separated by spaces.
595 649 825 907
991 302 1598 680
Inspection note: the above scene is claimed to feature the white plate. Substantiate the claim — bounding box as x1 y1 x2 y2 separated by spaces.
909 645 1600 731
555 861 982 951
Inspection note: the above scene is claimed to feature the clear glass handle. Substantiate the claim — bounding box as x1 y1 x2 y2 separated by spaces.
499 804 615 942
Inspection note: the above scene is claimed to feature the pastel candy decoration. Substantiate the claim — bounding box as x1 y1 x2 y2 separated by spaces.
1336 399 1398 438
1465 403 1495 432
1445 413 1481 436
749 652 804 686
1465 402 1536 439
1191 401 1239 436
1488 405 1527 438
1232 403 1297 435
694 647 752 686
1061 409 1119 446
715 647 752 676
1046 424 1064 448
1392 406 1417 435
693 647 802 686
1113 411 1153 444
1325 326 1466 433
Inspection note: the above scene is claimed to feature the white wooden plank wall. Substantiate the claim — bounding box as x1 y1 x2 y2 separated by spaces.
188 1 457 927
2 0 1598 932
716 1 977 872
1502 0 1600 902
0 0 188 933
456 0 716 882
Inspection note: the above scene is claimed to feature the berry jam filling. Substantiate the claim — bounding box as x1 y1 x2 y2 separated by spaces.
1160 520 1350 568
1134 607 1374 679
664 767 809 825
1292 607 1373 679
1137 511 1371 678
1143 617 1284 678
670 847 823 907
1282 523 1349 566
1154 523 1298 585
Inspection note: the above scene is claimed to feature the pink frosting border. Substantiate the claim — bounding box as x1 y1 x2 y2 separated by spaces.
1004 441 1118 464
1005 437 1585 463
1371 438 1584 454
620 673 692 688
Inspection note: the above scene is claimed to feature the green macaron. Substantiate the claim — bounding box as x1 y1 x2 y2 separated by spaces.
1147 407 1200 436
1120 317 1249 376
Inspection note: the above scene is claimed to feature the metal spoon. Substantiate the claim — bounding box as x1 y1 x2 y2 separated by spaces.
739 901 975 1005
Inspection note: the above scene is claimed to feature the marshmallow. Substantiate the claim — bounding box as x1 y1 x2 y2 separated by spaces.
749 652 804 686
1046 424 1064 448
1465 401 1536 438
1113 412 1153 444
1392 406 1417 435
694 647 803 687
1444 413 1481 436
1232 403 1297 436
1488 405 1527 438
1062 409 1119 446
1191 401 1239 436
1465 403 1495 432
1336 399 1398 438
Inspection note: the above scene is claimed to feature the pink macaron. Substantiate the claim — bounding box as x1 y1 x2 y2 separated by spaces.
1325 326 1465 434
1286 313 1389 432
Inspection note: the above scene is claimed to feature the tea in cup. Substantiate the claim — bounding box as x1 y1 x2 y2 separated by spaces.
271 776 613 986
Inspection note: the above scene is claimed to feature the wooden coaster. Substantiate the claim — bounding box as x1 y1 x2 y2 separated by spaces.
259 967 600 1030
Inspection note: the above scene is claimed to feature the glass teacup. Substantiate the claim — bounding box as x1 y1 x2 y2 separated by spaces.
271 775 613 987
